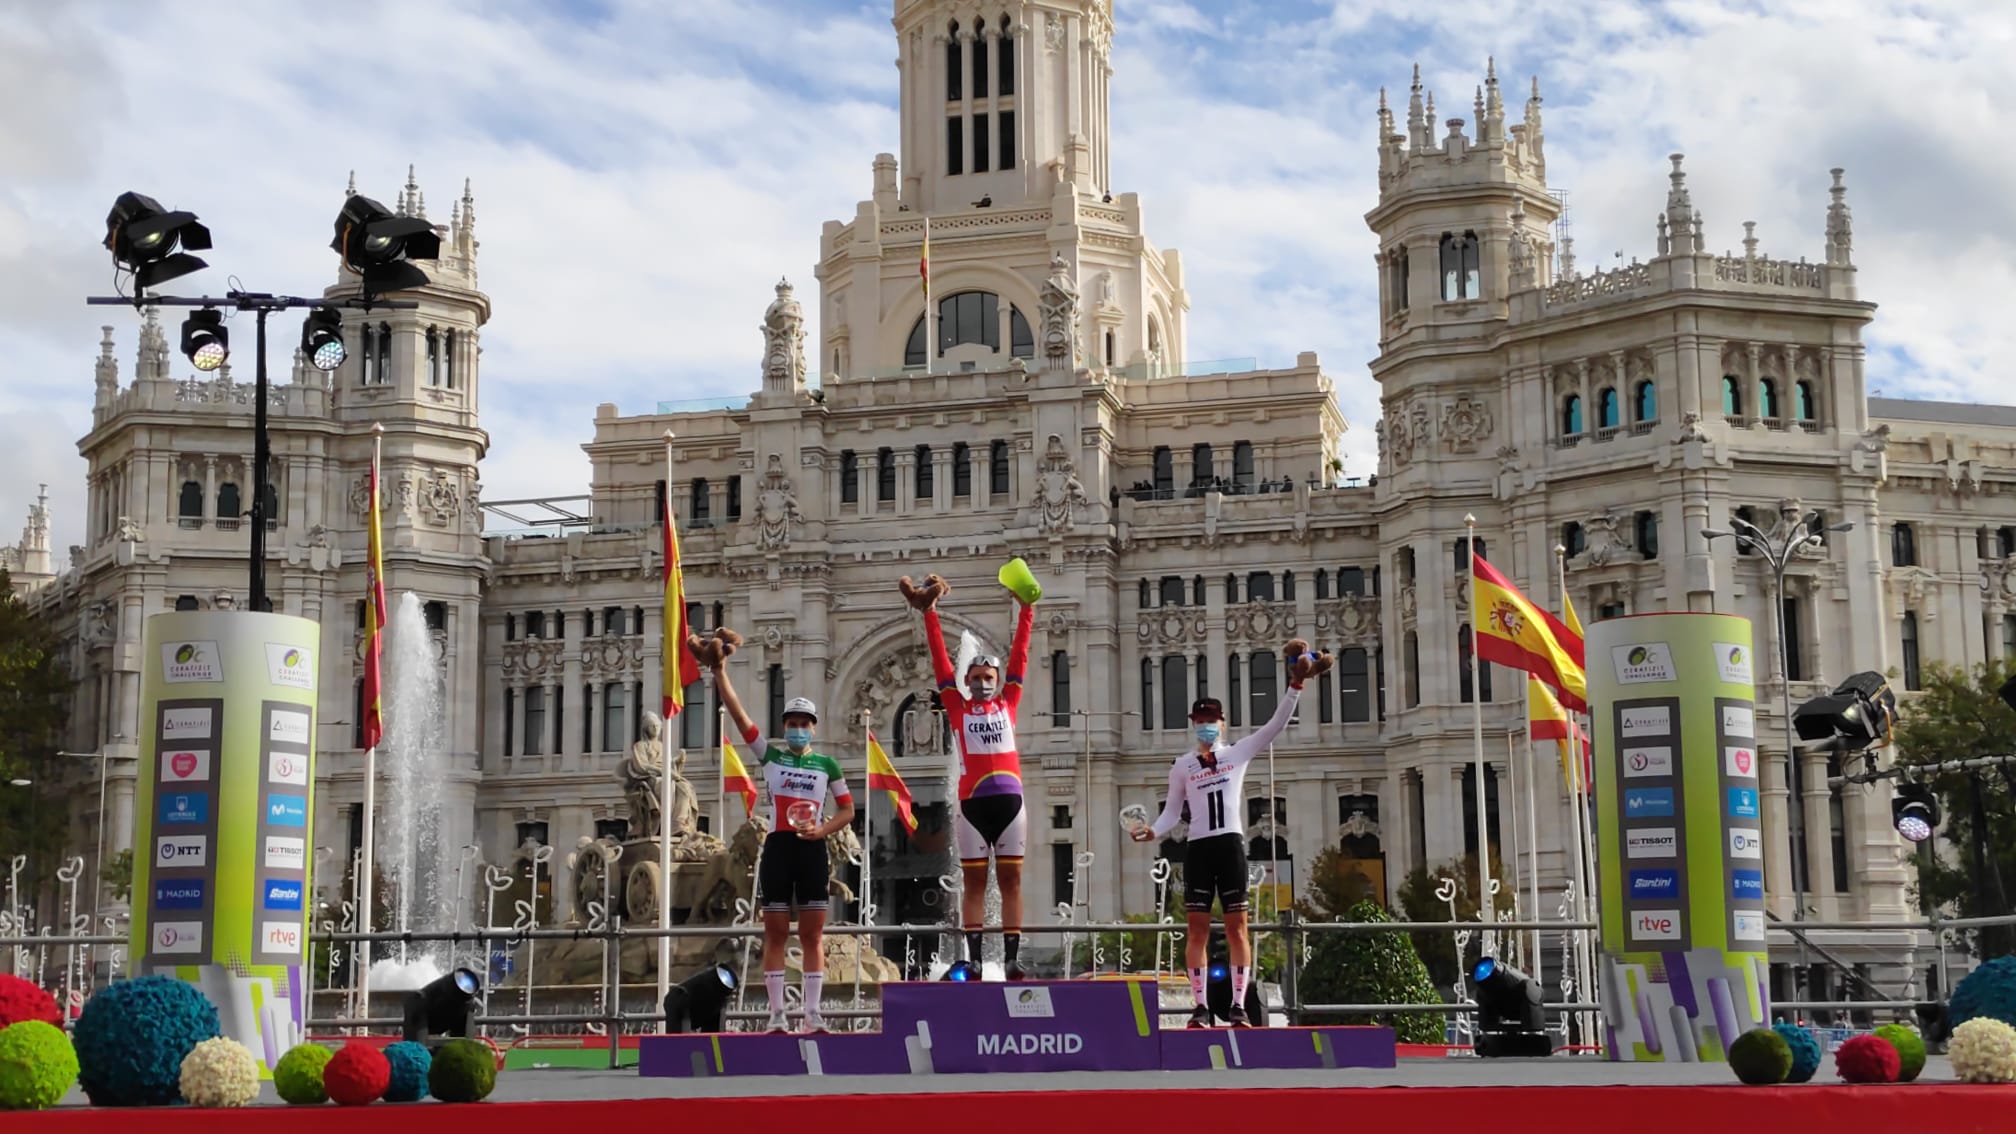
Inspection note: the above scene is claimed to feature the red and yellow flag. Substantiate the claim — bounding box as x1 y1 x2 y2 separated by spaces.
660 489 701 717
1472 552 1587 712
865 732 918 834
721 738 758 818
1528 677 1591 794
361 456 387 751
920 217 931 301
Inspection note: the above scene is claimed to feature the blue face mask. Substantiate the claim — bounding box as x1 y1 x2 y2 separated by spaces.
785 727 812 750
1194 724 1221 746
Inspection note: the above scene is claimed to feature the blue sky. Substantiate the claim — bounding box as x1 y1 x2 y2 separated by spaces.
2 0 2008 561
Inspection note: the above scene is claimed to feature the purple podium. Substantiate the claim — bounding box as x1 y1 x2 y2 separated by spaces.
636 979 1397 1079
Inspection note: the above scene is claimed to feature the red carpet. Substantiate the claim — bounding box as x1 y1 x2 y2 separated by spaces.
21 1084 2016 1133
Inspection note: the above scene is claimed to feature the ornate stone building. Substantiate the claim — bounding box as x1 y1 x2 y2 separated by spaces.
1 486 54 596
23 3 2016 1002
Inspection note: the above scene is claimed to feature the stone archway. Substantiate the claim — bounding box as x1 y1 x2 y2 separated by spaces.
829 613 1004 742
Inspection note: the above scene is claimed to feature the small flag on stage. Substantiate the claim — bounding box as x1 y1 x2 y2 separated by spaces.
361 455 387 751
722 739 759 818
865 732 917 834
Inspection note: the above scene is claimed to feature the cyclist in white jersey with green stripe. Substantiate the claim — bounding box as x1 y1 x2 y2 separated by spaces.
714 657 855 1033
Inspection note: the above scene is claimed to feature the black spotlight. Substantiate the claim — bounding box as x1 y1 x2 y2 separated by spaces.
662 963 736 1033
104 191 212 290
401 966 481 1043
941 960 980 982
180 309 229 372
1793 670 1897 753
1471 957 1551 1057
1892 782 1941 844
330 194 441 298
301 308 346 371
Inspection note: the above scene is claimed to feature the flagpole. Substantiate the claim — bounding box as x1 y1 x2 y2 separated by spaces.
717 698 728 839
358 422 383 1025
1521 722 1542 990
922 216 934 377
1555 541 1595 1044
1502 730 1522 967
1464 515 1494 952
658 429 676 1018
859 711 873 929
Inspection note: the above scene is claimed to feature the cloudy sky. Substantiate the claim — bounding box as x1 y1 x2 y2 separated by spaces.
2 0 2005 563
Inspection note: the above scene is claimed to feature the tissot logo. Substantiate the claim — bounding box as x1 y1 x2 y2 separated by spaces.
1625 828 1677 859
156 835 207 866
263 836 305 870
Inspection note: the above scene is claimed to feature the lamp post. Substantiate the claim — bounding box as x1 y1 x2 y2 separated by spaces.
57 751 138 920
1074 708 1138 918
1701 506 1854 976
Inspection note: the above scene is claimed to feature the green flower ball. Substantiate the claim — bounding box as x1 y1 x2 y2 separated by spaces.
0 1020 79 1111
1728 1026 1792 1086
427 1038 496 1104
274 1042 334 1105
1873 1023 1926 1082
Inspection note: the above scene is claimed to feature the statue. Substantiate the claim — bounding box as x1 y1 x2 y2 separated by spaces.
1038 252 1080 367
1034 434 1088 533
568 836 622 925
756 453 800 551
761 278 808 390
620 711 698 842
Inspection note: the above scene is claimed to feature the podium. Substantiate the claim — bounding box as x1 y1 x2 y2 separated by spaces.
637 979 1395 1079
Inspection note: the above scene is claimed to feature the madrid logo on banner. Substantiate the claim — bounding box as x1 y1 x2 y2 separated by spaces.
265 643 315 690
160 641 222 684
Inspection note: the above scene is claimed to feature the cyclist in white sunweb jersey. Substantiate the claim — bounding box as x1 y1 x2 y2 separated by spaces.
1132 638 1332 1028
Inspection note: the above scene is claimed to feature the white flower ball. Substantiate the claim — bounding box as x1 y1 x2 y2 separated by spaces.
179 1036 261 1107
1949 1017 2016 1085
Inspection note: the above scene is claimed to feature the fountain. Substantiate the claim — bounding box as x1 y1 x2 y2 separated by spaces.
368 591 452 991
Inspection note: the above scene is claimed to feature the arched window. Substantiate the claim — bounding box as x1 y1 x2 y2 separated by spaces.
997 18 1016 96
1439 231 1480 300
425 327 440 386
1794 380 1816 422
1148 316 1162 356
178 481 203 522
989 439 1010 494
971 17 988 96
1103 329 1115 367
445 329 458 388
1721 375 1743 416
1562 394 1584 435
175 595 199 611
1561 521 1586 557
216 482 241 525
1891 522 1916 567
1635 380 1657 423
375 322 391 383
945 20 962 101
1759 378 1780 419
1010 307 1032 357
1900 613 1922 691
1598 387 1620 429
904 291 1035 366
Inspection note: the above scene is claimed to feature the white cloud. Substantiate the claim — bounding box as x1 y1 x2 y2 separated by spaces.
1 0 2006 562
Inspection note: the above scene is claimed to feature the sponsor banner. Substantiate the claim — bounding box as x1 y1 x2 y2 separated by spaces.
263 836 306 870
1733 911 1767 941
1632 909 1683 942
160 640 222 684
1611 643 1677 685
1004 986 1057 1019
158 792 209 824
267 750 308 787
1720 705 1755 739
1728 828 1764 859
1619 705 1671 738
1724 745 1758 779
153 921 204 955
1629 869 1680 899
1727 787 1760 820
1731 869 1765 903
1623 747 1674 779
882 980 1162 1074
154 880 206 911
267 793 308 827
1625 827 1677 860
268 710 310 747
1624 787 1675 818
1714 643 1753 686
156 834 208 868
265 643 315 690
161 706 213 741
160 749 212 783
260 921 304 955
262 879 304 911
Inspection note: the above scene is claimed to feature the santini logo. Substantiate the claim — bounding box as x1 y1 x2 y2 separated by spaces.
1629 869 1679 898
262 880 303 911
977 1033 1084 1055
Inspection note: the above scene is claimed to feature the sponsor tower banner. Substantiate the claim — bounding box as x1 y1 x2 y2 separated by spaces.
1588 613 1768 1063
130 611 318 1078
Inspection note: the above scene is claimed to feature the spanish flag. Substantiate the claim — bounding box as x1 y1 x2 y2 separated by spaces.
660 488 701 717
920 217 931 301
721 738 759 818
361 454 387 751
865 732 918 834
1472 552 1587 712
1528 677 1591 794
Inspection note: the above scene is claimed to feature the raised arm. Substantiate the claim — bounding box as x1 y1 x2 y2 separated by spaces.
692 630 759 747
899 575 964 709
1226 639 1334 764
1147 760 1188 839
1002 600 1035 712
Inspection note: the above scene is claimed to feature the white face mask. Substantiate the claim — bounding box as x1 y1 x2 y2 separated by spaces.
967 677 998 701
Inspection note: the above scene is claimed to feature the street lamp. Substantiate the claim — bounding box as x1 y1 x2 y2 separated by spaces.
1701 507 1855 941
59 751 138 918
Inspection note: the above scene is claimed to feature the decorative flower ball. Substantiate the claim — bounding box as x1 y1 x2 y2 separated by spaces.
1728 1026 1792 1085
427 1038 496 1103
324 1041 391 1106
178 1036 260 1108
274 1042 334 1105
1948 955 2016 1031
0 1020 79 1111
1872 1023 1926 1082
1835 1033 1901 1083
1949 1017 2016 1084
1773 1022 1823 1083
382 1041 432 1102
72 975 221 1106
0 976 60 1030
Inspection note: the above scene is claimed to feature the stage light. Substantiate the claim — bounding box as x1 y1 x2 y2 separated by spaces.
400 966 481 1042
1892 782 1941 844
1471 956 1551 1057
1793 670 1897 753
330 193 441 298
180 309 229 372
662 963 736 1033
942 960 979 982
103 191 212 290
1202 951 1263 1025
301 308 346 371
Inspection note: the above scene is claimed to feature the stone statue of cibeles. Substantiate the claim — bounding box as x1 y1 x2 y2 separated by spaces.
620 710 701 843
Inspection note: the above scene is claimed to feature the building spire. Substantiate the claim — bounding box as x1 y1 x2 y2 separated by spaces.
1664 153 1694 248
1825 167 1854 266
346 170 357 198
1407 63 1426 149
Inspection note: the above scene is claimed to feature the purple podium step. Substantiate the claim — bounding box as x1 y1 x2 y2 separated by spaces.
1158 1025 1397 1071
883 977 1161 1073
638 1032 908 1078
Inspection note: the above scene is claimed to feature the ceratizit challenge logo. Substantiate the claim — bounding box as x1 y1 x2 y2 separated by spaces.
265 643 314 690
160 641 222 684
1611 642 1676 685
1714 642 1754 686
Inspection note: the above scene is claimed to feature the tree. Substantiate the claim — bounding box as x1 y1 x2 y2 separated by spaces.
100 848 133 903
1889 659 2016 958
1297 845 1380 919
1396 850 1516 994
0 570 74 912
1298 898 1446 1044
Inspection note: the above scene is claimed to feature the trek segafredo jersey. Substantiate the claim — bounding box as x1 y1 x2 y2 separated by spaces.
744 728 852 829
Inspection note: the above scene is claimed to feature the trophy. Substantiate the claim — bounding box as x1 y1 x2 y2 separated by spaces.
788 800 820 835
1119 804 1152 842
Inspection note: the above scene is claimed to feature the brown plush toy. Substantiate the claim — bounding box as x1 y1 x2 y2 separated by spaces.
898 574 951 612
1283 637 1335 682
686 627 744 669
